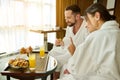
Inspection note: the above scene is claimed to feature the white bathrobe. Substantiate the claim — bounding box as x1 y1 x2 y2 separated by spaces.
49 18 88 71
59 20 120 80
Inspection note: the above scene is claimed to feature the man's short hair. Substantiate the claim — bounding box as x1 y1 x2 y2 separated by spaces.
65 4 81 14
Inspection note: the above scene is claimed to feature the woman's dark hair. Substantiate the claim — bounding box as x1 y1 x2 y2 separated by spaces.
84 3 116 21
65 4 81 14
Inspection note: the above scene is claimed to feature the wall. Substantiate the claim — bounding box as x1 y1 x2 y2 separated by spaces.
114 0 120 25
77 0 93 15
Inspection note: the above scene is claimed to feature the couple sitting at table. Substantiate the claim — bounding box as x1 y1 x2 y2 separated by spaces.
49 3 120 80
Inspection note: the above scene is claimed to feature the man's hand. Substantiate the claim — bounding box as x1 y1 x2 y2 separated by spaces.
68 37 75 55
55 38 64 46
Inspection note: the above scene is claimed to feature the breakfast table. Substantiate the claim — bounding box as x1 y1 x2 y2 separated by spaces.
1 53 57 80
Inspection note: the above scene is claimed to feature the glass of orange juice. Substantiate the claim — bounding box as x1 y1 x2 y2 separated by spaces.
40 46 45 58
29 53 36 71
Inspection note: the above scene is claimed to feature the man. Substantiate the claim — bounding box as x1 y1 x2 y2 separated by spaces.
58 3 120 80
49 4 88 79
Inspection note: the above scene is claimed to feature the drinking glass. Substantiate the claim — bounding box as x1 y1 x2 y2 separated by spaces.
29 53 36 71
40 46 45 58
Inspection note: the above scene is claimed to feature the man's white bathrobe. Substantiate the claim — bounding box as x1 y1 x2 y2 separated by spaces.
49 18 88 71
59 20 120 80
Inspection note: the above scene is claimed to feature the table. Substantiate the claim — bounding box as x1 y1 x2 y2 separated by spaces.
30 28 64 52
1 53 57 80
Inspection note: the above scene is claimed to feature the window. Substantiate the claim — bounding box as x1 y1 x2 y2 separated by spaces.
0 0 56 53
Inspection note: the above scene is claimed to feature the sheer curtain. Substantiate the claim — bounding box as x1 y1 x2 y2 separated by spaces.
0 0 56 53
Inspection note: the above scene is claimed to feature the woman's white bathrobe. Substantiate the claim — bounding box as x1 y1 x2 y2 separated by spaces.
49 18 88 71
59 20 120 80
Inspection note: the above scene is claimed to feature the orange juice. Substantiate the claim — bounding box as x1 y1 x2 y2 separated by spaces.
40 47 45 58
29 54 36 69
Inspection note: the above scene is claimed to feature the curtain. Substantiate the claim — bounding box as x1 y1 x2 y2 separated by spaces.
0 0 56 53
56 0 77 38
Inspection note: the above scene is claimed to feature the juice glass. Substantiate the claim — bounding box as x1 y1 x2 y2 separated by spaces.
40 46 45 58
29 53 36 70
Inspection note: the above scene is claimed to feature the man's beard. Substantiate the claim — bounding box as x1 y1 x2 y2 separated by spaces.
68 22 75 27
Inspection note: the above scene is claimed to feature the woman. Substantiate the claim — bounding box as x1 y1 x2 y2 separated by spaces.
58 3 120 80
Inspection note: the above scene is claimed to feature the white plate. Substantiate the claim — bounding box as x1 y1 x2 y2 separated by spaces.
8 58 29 69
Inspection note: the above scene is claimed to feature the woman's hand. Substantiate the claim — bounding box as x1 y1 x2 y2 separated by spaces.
68 37 75 55
64 69 70 74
